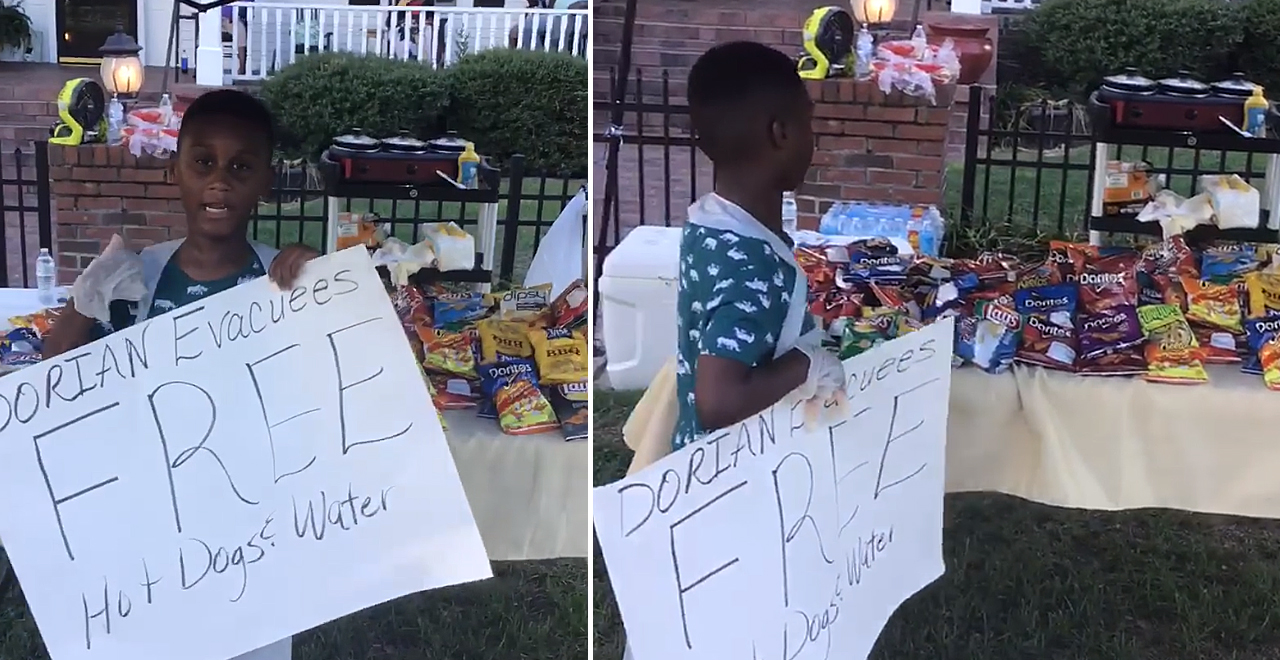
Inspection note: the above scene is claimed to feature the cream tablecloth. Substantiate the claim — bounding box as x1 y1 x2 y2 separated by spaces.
625 364 1280 519
442 412 588 560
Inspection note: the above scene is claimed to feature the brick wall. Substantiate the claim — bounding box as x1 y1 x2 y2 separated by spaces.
795 79 956 229
49 145 185 282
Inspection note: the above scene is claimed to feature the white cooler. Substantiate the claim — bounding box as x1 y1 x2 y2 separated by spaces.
599 226 683 390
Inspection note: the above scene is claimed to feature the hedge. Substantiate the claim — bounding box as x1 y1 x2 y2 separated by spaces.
259 49 587 175
1012 0 1245 100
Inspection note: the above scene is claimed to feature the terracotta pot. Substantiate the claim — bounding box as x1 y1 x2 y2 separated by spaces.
926 23 994 85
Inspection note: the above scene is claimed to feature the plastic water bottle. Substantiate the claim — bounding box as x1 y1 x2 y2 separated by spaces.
818 203 839 234
911 24 928 57
106 95 125 146
158 92 174 127
855 26 874 79
36 248 56 307
781 192 798 234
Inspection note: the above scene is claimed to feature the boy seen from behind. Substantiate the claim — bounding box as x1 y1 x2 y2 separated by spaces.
672 41 845 451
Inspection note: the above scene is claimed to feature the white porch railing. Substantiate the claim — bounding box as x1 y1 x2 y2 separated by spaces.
215 2 588 82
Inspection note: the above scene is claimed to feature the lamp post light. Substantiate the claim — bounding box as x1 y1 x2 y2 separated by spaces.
850 0 897 25
99 24 144 100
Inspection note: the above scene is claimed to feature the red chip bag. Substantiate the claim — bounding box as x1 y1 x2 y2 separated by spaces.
1191 324 1241 363
1077 252 1139 315
1047 241 1098 284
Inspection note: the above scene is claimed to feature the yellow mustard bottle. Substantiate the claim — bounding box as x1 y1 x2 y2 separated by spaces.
1244 85 1269 138
458 142 481 189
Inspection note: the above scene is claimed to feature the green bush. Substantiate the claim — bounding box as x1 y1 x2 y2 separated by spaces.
1019 0 1243 99
260 52 450 159
259 49 588 174
444 49 588 174
1239 0 1280 94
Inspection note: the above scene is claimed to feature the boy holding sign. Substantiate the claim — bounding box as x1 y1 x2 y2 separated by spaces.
670 42 845 451
45 90 319 359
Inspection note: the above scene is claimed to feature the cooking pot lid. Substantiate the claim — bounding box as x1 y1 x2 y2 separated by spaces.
1102 68 1156 93
428 134 469 153
333 128 380 149
1158 71 1210 95
1213 73 1257 96
383 130 428 151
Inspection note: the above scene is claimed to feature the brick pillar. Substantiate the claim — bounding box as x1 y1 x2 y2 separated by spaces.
794 80 957 230
49 145 187 282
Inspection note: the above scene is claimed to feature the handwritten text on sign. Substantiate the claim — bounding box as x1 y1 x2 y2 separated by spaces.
594 319 953 660
0 247 491 660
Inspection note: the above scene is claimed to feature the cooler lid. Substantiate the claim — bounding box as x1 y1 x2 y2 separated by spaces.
602 225 683 281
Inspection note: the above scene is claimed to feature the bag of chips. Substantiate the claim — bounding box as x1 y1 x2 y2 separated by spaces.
421 327 478 378
954 299 1021 374
477 318 536 363
839 315 893 359
548 280 588 329
389 284 429 334
1245 315 1280 389
492 284 552 321
1201 245 1258 283
10 307 62 338
429 375 480 410
529 327 588 385
1180 275 1242 334
433 293 490 328
1076 305 1144 360
1077 252 1139 315
545 380 588 441
1191 324 1241 363
1245 271 1280 319
1014 284 1078 371
1016 260 1056 290
1136 304 1208 384
477 360 560 435
1046 241 1098 284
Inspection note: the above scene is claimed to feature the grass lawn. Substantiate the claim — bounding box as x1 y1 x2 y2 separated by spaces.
593 390 1280 660
943 144 1271 240
0 188 587 659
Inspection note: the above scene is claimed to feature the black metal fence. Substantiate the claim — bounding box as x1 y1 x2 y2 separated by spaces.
955 84 1271 239
594 68 707 277
250 154 584 286
0 146 52 288
8 143 576 289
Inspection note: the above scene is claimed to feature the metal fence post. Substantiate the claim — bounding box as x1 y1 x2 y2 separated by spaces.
35 142 52 252
959 85 981 227
498 154 528 285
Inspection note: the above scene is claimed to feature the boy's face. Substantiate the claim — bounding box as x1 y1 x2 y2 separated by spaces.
173 115 273 242
775 94 815 192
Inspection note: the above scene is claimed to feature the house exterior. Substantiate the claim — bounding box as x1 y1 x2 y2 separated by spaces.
15 0 583 86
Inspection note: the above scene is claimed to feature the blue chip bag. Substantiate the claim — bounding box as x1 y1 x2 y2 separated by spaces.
433 293 489 328
954 299 1022 374
1200 245 1257 283
1242 314 1280 375
843 249 907 285
922 272 980 320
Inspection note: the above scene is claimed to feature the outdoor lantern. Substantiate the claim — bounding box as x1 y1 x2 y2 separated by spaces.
99 25 143 98
851 0 897 25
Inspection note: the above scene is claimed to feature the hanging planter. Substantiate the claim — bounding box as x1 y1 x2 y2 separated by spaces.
0 1 33 62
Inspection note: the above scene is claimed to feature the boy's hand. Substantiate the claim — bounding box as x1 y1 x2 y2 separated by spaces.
269 243 321 289
793 329 846 400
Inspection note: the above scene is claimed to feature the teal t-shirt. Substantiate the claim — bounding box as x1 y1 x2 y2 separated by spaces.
90 251 267 338
672 224 814 451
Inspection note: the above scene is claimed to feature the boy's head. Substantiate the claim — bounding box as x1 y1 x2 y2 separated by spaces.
174 89 276 241
687 41 814 192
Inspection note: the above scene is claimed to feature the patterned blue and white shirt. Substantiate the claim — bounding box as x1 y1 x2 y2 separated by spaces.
672 224 813 451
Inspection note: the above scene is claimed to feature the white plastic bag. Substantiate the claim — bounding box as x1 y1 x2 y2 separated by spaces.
1201 174 1261 230
524 188 586 298
71 234 148 324
423 222 476 271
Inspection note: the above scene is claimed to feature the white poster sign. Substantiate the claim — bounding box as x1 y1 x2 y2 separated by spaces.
0 247 492 660
594 319 954 660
